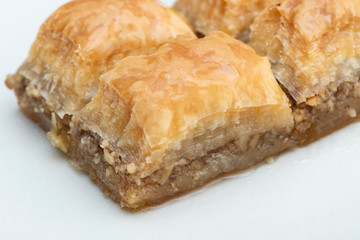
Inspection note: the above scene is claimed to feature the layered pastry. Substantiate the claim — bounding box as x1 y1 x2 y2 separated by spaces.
173 0 272 41
5 0 195 152
249 0 360 144
68 31 295 208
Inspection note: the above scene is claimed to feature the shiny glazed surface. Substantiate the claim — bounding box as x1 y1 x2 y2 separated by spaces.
174 0 272 41
15 0 195 116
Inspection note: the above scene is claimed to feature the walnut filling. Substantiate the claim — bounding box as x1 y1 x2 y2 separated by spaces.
11 75 53 131
69 126 294 208
290 80 360 144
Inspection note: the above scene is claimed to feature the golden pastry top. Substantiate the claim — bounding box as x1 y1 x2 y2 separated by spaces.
174 0 271 41
75 31 293 177
278 0 360 42
250 0 360 103
103 31 290 148
23 0 195 116
38 0 194 62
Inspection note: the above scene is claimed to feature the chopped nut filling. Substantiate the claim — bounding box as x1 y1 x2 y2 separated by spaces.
290 80 360 144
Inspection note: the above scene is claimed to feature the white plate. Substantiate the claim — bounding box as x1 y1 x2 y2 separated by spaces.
1 1 360 239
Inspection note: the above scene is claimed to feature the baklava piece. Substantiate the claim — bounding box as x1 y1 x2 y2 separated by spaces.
69 31 295 208
250 0 360 144
5 0 195 152
173 0 272 41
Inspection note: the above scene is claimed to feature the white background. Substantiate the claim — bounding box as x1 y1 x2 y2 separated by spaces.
1 1 360 239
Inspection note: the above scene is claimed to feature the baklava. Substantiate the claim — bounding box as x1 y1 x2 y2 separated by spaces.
173 0 273 41
249 0 360 144
5 0 195 152
69 31 295 208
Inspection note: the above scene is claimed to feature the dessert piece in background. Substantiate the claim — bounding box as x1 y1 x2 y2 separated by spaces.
249 0 360 144
69 31 295 208
173 0 273 41
5 0 195 152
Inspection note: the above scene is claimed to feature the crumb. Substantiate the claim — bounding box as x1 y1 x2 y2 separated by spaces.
127 163 137 174
105 167 113 177
265 156 275 164
306 96 321 106
347 108 357 118
101 139 110 148
93 153 100 164
104 148 115 165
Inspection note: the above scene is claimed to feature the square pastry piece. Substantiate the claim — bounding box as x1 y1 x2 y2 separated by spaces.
250 0 360 144
70 31 295 208
5 0 195 152
174 0 272 41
